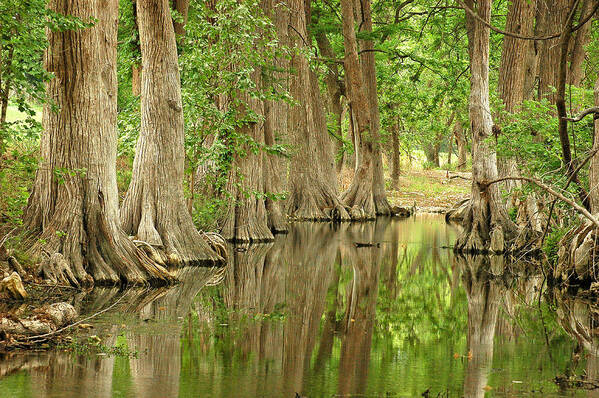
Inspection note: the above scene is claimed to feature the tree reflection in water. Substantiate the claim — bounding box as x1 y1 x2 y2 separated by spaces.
2 215 597 398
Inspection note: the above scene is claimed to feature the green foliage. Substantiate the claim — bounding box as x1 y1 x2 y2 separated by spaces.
543 226 570 265
59 333 138 358
0 1 93 152
0 141 37 227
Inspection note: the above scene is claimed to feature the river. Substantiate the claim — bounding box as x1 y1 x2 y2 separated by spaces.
0 215 597 397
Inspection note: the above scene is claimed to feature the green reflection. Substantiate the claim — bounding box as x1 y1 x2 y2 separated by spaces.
0 215 593 397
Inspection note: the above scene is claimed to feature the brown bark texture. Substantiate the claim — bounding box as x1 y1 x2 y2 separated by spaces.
221 70 274 242
121 0 222 264
568 0 593 87
339 0 380 219
285 0 350 221
456 0 517 253
498 0 536 112
496 0 535 205
391 116 400 190
356 0 391 215
315 30 345 177
537 0 570 103
589 76 599 213
23 0 173 286
262 0 289 235
555 0 590 210
454 120 467 171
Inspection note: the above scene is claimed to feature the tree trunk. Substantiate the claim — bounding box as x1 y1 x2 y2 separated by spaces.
425 144 440 167
262 0 289 235
391 116 400 191
498 0 536 112
454 120 467 171
131 65 141 97
568 0 592 87
339 0 378 219
23 0 173 286
121 0 222 264
221 70 274 242
357 0 391 215
285 0 350 221
447 136 453 166
172 0 190 36
456 0 517 253
537 0 570 103
589 76 599 213
315 30 344 179
497 0 535 205
0 45 13 127
555 0 590 210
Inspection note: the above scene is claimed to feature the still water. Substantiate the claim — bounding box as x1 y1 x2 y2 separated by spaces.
1 215 598 397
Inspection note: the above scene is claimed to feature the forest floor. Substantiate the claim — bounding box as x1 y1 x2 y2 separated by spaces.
338 166 471 212
388 169 471 211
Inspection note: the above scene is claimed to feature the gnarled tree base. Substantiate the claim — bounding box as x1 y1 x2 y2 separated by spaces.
454 200 520 254
555 221 599 285
25 194 176 288
287 183 351 222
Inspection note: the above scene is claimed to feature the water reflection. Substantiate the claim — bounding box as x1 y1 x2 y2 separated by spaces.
0 215 594 397
555 291 599 397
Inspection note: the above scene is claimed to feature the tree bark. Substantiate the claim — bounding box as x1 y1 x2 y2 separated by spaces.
356 0 392 215
589 77 599 213
555 0 590 210
0 45 13 127
172 0 190 36
537 0 570 103
498 0 536 112
23 0 173 286
315 30 345 178
391 115 400 191
568 0 593 87
454 120 467 171
456 0 517 253
285 0 350 221
121 0 222 264
221 70 274 242
339 0 379 219
496 0 535 205
262 0 289 235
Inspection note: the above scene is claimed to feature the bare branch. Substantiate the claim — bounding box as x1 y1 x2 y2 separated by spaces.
457 0 599 41
480 176 599 229
563 107 599 122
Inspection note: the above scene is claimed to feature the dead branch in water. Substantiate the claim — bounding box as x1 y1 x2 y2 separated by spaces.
480 176 599 230
17 293 127 344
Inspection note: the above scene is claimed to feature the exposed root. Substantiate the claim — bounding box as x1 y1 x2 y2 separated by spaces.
0 302 77 336
555 221 599 284
341 179 376 220
38 253 79 287
446 198 470 223
201 232 228 260
286 185 351 222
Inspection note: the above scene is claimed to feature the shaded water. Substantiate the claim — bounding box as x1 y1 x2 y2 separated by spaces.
1 215 598 397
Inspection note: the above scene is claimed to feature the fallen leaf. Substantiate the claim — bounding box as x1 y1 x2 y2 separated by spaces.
467 351 473 360
483 386 492 391
78 323 93 329
453 353 460 359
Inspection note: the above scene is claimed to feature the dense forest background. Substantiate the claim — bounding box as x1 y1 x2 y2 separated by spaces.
0 0 598 286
